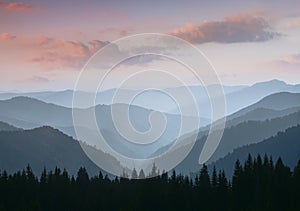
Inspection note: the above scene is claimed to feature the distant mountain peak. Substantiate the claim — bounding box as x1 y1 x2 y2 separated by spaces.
252 79 287 87
33 125 57 131
4 96 67 109
7 96 42 102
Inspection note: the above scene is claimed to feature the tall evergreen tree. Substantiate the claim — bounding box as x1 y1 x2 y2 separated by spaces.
138 169 145 179
211 166 218 190
198 164 211 190
131 168 138 179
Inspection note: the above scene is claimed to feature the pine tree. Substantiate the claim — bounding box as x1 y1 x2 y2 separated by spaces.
26 164 36 183
244 154 253 172
138 169 145 179
211 166 218 190
121 168 129 178
292 160 300 210
232 159 242 190
98 171 104 180
263 154 269 167
40 167 47 184
131 168 138 179
198 164 210 190
76 167 89 186
274 157 291 210
150 163 158 177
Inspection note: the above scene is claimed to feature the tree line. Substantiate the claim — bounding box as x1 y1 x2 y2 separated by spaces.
0 154 299 210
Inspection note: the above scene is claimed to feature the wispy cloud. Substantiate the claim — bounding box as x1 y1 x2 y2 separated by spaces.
5 2 37 11
283 20 300 29
0 32 16 41
29 35 109 70
267 53 300 71
37 34 53 46
170 13 280 44
119 29 129 37
28 76 50 83
278 53 300 65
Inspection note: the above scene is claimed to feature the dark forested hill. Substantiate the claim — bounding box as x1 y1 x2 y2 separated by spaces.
0 126 122 176
208 110 300 162
174 110 300 174
209 124 300 178
0 121 21 132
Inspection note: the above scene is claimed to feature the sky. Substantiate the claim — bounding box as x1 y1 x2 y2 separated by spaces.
1 0 300 91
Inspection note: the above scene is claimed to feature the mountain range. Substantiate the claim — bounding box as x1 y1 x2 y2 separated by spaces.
0 97 194 158
172 92 300 174
1 80 299 118
0 80 300 177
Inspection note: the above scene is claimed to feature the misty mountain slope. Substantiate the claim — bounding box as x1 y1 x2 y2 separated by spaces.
0 97 192 158
169 80 300 118
209 124 300 178
228 92 300 119
0 121 21 132
174 110 300 174
1 80 299 120
0 96 168 130
0 96 73 128
225 106 300 129
0 126 122 176
0 90 75 108
200 92 300 131
0 114 42 129
225 80 300 115
208 110 300 163
0 85 247 109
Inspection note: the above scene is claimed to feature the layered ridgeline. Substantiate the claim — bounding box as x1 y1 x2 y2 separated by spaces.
203 92 300 130
172 92 300 174
1 80 299 118
0 84 299 176
207 125 300 178
170 79 300 118
0 96 202 158
0 126 122 176
0 83 247 109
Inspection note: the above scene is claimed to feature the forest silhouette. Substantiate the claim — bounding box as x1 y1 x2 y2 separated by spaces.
0 154 299 210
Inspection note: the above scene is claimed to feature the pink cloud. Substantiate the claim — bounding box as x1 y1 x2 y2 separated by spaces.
267 53 300 71
0 32 16 41
30 36 109 70
5 2 36 11
285 21 300 28
170 14 280 44
28 76 50 83
279 54 300 65
37 35 53 46
119 29 129 37
0 2 3 7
